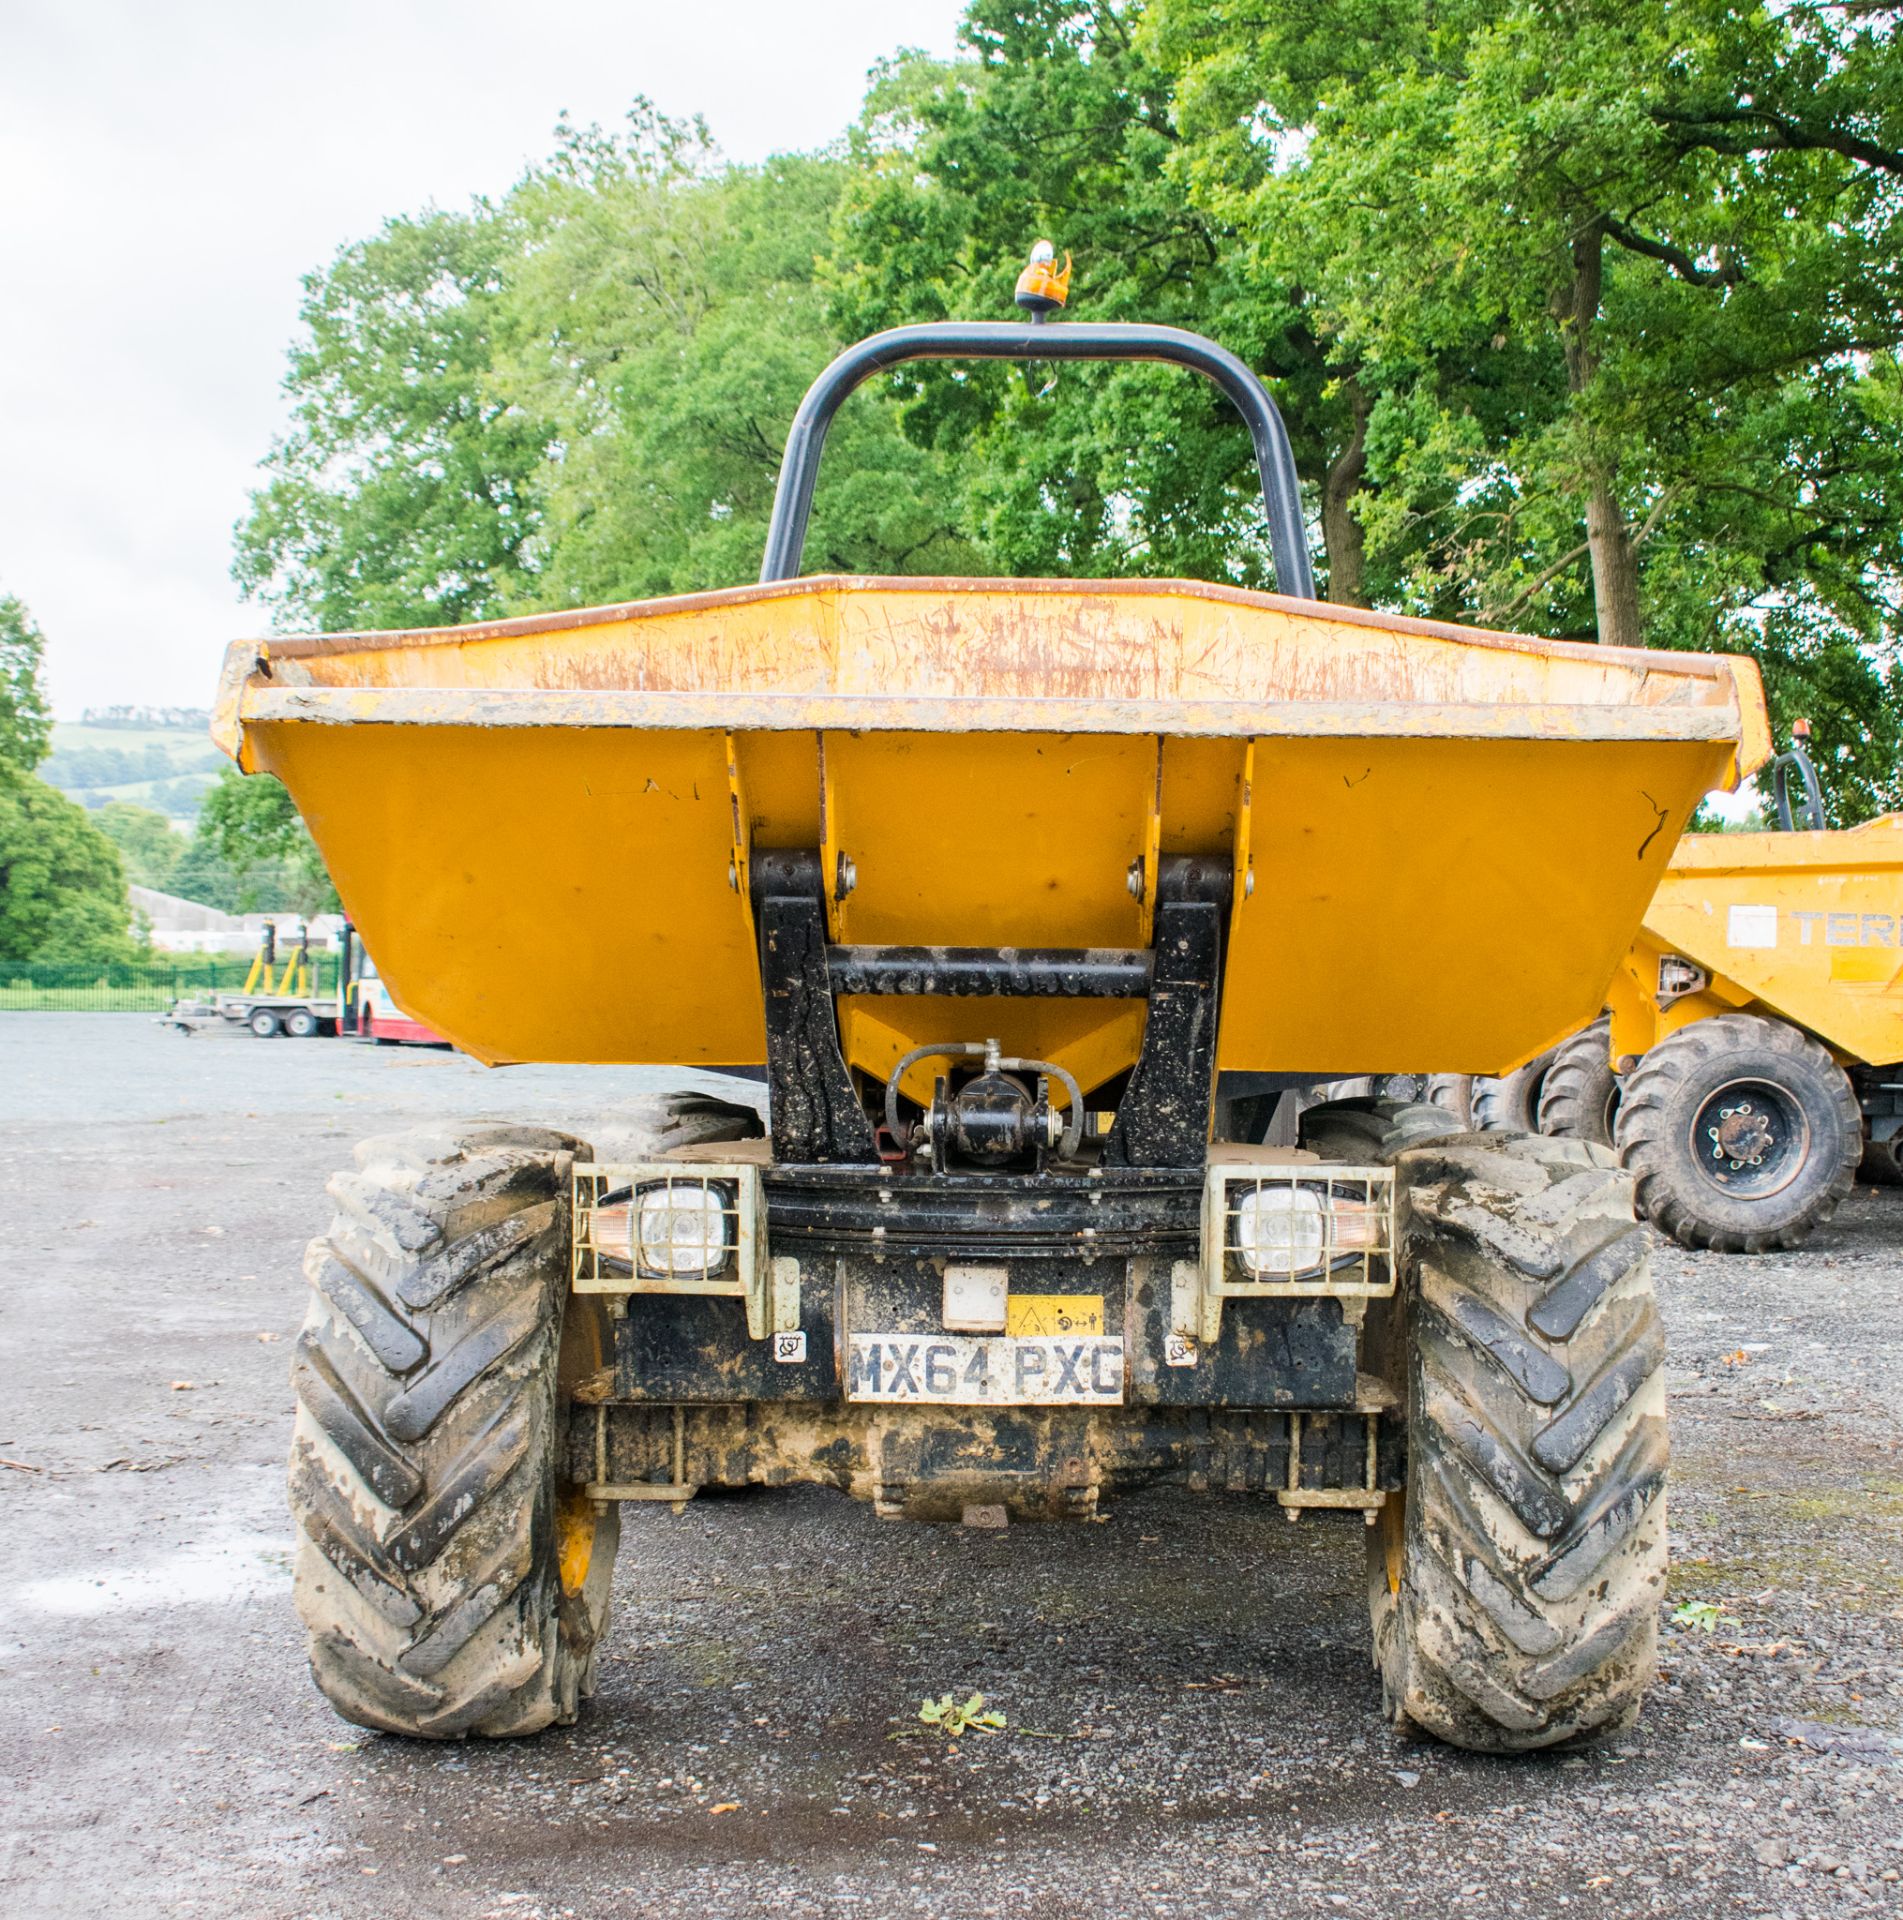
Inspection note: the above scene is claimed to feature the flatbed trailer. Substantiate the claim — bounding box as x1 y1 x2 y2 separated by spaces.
163 923 448 1042
162 923 336 1037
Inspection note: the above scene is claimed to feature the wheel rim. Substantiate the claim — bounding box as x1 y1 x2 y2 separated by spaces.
556 1483 599 1596
1687 1077 1810 1199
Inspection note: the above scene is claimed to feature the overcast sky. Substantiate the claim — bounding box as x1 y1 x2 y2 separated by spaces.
1 0 965 717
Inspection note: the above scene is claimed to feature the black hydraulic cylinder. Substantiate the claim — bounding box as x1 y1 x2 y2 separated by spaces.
827 946 1152 998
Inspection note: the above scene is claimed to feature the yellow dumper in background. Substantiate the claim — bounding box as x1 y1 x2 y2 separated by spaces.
1476 737 1903 1251
1606 808 1903 1249
215 270 1768 1754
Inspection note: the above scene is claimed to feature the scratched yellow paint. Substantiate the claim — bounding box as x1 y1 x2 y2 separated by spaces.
1608 813 1903 1068
221 574 1766 1077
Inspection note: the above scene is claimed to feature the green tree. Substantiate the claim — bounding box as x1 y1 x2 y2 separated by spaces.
827 13 1335 594
230 16 1903 821
233 204 550 632
0 594 137 961
93 801 189 890
236 102 978 627
1146 0 1903 819
0 773 137 963
195 766 339 917
0 593 53 773
166 832 242 914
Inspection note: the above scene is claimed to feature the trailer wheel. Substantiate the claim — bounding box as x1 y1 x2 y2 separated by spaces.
1537 1019 1621 1147
1368 1131 1666 1751
1615 1015 1860 1252
1470 1046 1558 1133
285 1008 322 1040
249 1008 282 1038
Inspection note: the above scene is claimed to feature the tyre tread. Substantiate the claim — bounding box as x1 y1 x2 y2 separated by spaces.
1375 1130 1667 1751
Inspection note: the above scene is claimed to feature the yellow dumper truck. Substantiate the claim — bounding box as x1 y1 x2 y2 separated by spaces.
1471 742 1902 1253
1608 806 1899 1249
213 286 1767 1752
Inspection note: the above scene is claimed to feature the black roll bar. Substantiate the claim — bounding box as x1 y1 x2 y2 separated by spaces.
1769 742 1827 831
758 321 1317 600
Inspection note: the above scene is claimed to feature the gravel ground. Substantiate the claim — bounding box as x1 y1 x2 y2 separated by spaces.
1 1013 1899 1920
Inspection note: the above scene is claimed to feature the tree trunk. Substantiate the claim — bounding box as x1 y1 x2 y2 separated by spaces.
1320 381 1371 607
1556 218 1643 648
1583 476 1642 649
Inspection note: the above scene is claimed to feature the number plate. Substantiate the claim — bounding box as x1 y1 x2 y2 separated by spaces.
846 1333 1124 1406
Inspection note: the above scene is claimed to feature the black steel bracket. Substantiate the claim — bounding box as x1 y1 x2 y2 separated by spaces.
1101 900 1224 1170
753 853 880 1165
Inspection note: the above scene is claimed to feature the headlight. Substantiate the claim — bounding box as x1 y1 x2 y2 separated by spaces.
1231 1182 1381 1278
591 1180 736 1279
1233 1186 1326 1276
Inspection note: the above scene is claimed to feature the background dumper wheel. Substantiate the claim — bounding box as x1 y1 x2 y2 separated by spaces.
1537 1018 1621 1147
1614 1014 1860 1253
288 1093 761 1739
1367 1130 1667 1752
1858 1133 1903 1188
1470 1045 1559 1134
1300 1095 1463 1164
1423 1074 1475 1128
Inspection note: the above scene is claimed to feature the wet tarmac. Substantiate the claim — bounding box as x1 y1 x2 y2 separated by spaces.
2 1015 1899 1918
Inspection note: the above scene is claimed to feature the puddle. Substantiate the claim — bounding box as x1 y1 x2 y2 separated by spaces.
15 1530 294 1615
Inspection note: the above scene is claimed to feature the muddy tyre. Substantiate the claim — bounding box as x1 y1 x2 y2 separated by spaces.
1470 1047 1558 1134
1614 1014 1860 1253
1537 1019 1621 1147
1423 1074 1475 1128
289 1094 762 1738
288 1093 762 1738
1368 1131 1667 1752
1300 1095 1463 1164
289 1125 616 1738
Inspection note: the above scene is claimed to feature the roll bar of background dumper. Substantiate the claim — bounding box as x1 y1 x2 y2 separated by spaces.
758 321 1318 601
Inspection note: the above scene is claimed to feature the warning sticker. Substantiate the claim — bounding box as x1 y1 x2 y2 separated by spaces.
1727 904 1778 948
1004 1294 1105 1337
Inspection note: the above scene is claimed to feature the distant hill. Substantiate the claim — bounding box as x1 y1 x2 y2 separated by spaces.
43 717 223 824
79 705 211 731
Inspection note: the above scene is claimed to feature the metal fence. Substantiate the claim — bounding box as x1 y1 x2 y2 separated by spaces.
0 956 341 1011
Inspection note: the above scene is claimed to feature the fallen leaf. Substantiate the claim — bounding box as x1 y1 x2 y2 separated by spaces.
0 1457 42 1473
709 1802 740 1815
170 1381 195 1392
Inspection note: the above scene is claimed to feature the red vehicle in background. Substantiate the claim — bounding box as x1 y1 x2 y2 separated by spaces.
339 926 450 1047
